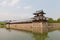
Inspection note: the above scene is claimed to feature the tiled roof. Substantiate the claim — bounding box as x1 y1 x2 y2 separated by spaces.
8 18 34 23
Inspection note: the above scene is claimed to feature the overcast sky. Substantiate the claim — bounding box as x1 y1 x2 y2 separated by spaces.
0 0 60 21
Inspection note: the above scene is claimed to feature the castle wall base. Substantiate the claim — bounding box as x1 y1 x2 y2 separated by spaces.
6 22 48 34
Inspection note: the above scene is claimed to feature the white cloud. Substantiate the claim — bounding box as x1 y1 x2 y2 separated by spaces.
24 6 32 10
0 0 7 6
9 0 20 6
16 6 21 8
0 0 20 7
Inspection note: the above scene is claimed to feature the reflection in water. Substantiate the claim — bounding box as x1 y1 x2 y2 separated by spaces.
32 28 60 40
6 28 48 40
0 28 60 40
33 33 48 40
6 28 11 32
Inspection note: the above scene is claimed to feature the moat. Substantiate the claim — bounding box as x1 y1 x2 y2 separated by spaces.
0 28 60 40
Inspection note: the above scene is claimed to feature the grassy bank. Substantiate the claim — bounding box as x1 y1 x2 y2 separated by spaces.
0 22 6 28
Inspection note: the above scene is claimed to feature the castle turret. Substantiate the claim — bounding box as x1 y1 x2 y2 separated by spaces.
32 10 48 34
33 10 47 22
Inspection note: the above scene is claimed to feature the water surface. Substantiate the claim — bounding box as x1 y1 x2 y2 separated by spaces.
0 28 60 40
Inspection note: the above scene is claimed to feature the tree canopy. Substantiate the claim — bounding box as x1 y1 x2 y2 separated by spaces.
47 18 60 23
56 18 60 23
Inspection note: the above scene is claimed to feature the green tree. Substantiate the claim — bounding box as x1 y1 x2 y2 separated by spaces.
56 18 60 23
54 20 57 23
0 22 6 25
0 22 6 28
47 18 54 23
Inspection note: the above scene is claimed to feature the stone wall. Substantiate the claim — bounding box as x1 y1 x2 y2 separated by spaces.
48 23 60 29
6 23 32 31
6 22 48 33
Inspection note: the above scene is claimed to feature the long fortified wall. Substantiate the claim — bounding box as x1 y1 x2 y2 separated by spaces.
6 22 48 33
6 10 48 33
